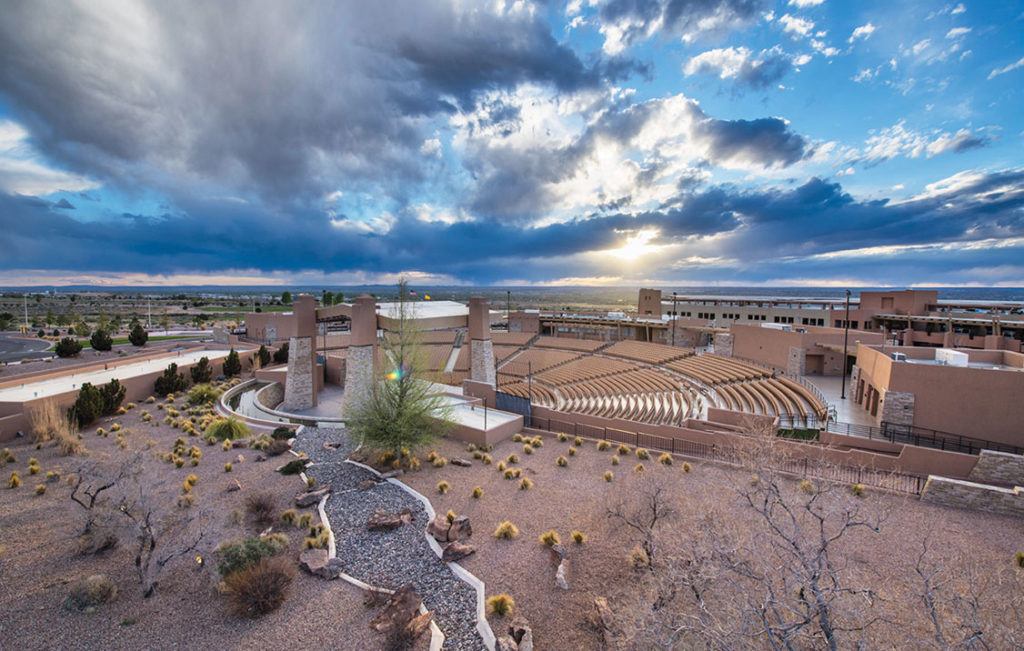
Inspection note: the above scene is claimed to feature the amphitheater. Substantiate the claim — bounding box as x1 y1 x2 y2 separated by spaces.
419 333 828 428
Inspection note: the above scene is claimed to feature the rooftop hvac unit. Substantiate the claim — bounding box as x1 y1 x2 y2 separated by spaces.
891 352 907 362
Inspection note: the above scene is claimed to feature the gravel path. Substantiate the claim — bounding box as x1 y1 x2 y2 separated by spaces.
294 427 488 651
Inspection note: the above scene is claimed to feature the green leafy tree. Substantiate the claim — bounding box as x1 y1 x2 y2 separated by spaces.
37 328 45 338
55 337 83 358
281 291 292 304
272 342 289 364
190 356 213 384
56 313 69 326
257 345 271 368
0 312 14 330
75 320 92 337
96 311 110 333
68 383 104 427
345 279 454 461
52 328 60 337
129 323 148 347
322 291 334 307
222 349 241 377
154 363 189 396
90 329 113 351
160 312 170 334
45 309 55 325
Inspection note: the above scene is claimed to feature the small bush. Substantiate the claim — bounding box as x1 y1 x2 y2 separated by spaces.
446 509 457 524
850 484 865 497
512 434 523 443
574 437 583 446
207 417 251 441
298 514 312 528
8 471 20 488
426 450 438 462
224 462 233 472
177 494 194 508
482 454 493 465
503 469 515 480
539 530 559 546
55 337 83 358
432 457 447 468
635 448 650 460
682 462 692 473
487 593 515 618
271 426 293 440
611 455 620 466
523 444 533 455
472 486 483 499
280 458 310 475
145 396 156 404
506 454 519 464
572 530 585 544
556 455 568 467
245 492 277 525
465 443 477 452
658 453 673 466
513 468 522 478
597 440 610 451
567 447 577 456
174 457 185 468
437 481 450 494
63 574 117 612
799 479 815 494
188 383 221 406
604 471 613 482
223 556 294 618
633 463 645 473
306 476 316 489
28 463 40 475
222 440 233 452
493 521 519 539
216 535 288 579
617 444 630 455
35 483 46 496
629 545 650 569
1015 551 1024 569
557 433 568 442
280 509 298 527
519 477 533 490
472 451 483 460
496 461 506 472
408 457 420 470
530 437 543 448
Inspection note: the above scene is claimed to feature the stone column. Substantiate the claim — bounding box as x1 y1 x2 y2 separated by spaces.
880 389 915 427
344 294 378 414
283 294 317 410
468 296 496 387
715 332 734 357
786 345 806 376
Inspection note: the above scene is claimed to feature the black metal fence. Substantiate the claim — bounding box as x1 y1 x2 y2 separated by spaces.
495 390 531 427
825 419 1022 456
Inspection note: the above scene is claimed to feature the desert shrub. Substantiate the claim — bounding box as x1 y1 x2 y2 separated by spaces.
633 463 645 473
466 443 477 452
629 545 650 569
472 451 483 459
487 594 515 617
145 396 156 404
617 444 630 455
216 535 289 579
493 521 519 539
29 400 69 443
128 323 148 347
35 483 46 496
436 480 450 494
519 477 533 490
28 462 40 475
482 454 492 465
224 462 233 472
279 459 308 475
68 383 104 427
557 433 568 442
507 454 519 464
63 574 117 612
426 450 438 462
574 437 583 446
221 439 233 452
597 440 610 451
154 363 189 396
408 457 420 470
472 486 483 499
572 530 585 544
251 434 271 451
432 457 447 468
513 468 521 478
245 492 277 525
298 513 312 528
682 462 692 473
8 471 20 488
658 453 673 466
55 337 83 358
57 424 84 456
271 426 294 440
539 530 560 546
635 448 650 460
173 457 185 468
280 509 298 526
90 329 113 352
306 476 316 489
604 471 614 482
46 470 60 482
257 345 271 368
512 434 523 443
556 455 568 467
446 509 457 524
272 342 289 364
207 417 251 441
177 494 194 508
523 444 533 455
184 473 198 489
496 461 506 472
266 440 291 456
1016 552 1024 569
190 357 213 384
611 455 620 466
223 349 242 377
109 423 121 432
530 437 543 448
1 448 13 463
799 479 815 494
188 383 220 406
503 469 516 480
568 447 577 457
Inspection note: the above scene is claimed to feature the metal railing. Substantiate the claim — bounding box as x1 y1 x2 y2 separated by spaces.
825 420 1023 456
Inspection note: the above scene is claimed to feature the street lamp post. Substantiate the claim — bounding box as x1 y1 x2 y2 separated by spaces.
671 291 678 347
507 290 511 323
841 289 851 400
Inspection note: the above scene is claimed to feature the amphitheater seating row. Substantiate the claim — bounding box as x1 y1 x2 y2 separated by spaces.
533 336 606 352
602 340 694 365
497 380 558 406
423 345 454 371
497 349 580 377
490 332 535 346
535 355 637 385
711 376 824 426
664 353 771 385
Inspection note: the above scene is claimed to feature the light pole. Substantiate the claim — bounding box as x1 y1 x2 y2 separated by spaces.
507 290 511 323
671 291 677 347
840 289 851 400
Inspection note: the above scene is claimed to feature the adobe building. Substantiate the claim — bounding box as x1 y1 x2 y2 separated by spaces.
852 344 1024 446
727 323 885 376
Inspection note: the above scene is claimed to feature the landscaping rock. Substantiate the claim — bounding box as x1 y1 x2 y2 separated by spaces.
426 514 450 543
555 559 569 590
236 453 245 463
380 469 404 479
299 548 330 575
370 584 422 634
226 479 242 492
549 543 566 562
232 439 249 448
510 616 534 651
441 541 476 563
449 515 472 541
399 508 414 525
496 636 518 651
357 479 377 491
322 441 342 450
450 457 472 467
406 611 433 641
295 485 332 508
255 454 266 462
594 597 622 650
367 511 405 531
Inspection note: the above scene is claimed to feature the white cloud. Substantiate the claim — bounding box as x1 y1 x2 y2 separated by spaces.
988 56 1024 80
946 27 971 38
788 0 824 6
779 13 814 36
419 138 442 157
853 67 878 82
810 39 840 57
951 3 966 15
793 54 812 66
0 120 99 196
848 22 876 43
911 39 931 55
854 121 985 164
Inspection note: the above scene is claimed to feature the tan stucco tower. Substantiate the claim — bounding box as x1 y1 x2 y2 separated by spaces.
468 296 496 386
283 294 317 410
343 294 378 413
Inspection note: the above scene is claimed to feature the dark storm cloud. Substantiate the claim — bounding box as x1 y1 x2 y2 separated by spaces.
3 169 1021 283
598 0 766 48
0 0 625 206
695 117 811 167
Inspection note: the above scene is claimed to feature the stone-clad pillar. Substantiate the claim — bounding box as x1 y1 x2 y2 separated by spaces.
343 294 378 414
468 296 496 387
284 294 318 410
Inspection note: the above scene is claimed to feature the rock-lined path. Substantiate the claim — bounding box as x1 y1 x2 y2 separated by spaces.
293 427 488 651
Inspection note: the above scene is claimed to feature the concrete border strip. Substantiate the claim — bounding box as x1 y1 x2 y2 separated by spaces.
346 458 497 650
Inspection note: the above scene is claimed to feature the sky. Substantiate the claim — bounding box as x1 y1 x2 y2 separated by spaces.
0 0 1022 288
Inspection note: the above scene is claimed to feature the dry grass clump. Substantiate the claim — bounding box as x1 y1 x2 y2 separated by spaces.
506 454 519 465
611 455 620 466
523 444 533 455
482 454 493 465
472 486 483 499
658 453 673 465
518 477 533 490
633 463 645 473
493 521 519 539
63 574 117 612
28 400 64 443
224 462 233 472
8 471 20 488
629 544 650 569
682 462 692 473
436 480 450 494
207 416 251 441
1016 552 1024 569
487 594 515 617
539 530 560 546
245 491 277 525
571 530 585 544
556 455 568 467
850 483 865 497
617 444 631 455
597 440 610 451
799 479 815 494
432 457 447 468
635 448 650 460
557 433 569 442
530 437 543 448
303 524 329 550
34 483 47 495
574 437 583 446
567 447 577 456
604 471 614 482
512 434 523 443
280 509 299 527
446 509 458 524
223 558 294 617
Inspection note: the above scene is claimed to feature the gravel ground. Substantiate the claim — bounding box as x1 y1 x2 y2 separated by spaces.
294 427 488 651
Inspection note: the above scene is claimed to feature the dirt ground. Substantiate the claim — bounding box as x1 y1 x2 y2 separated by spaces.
0 394 400 651
400 432 1024 649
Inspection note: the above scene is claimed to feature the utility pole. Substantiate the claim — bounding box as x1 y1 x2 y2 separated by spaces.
147 300 152 328
671 291 677 347
506 290 511 323
841 289 851 400
24 295 29 333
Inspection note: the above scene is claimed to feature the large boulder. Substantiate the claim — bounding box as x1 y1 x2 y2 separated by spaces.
426 514 473 543
294 485 332 508
370 585 423 634
298 549 343 580
449 515 472 541
367 511 404 531
450 457 472 467
441 541 476 563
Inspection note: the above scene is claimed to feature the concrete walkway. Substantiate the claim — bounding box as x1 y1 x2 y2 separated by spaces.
291 385 346 419
802 374 877 427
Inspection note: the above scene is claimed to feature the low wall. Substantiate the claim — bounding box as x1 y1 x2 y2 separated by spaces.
256 382 284 411
706 407 777 431
920 476 1024 517
968 450 1024 485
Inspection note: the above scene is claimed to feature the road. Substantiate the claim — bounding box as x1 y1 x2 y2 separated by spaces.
0 333 54 363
